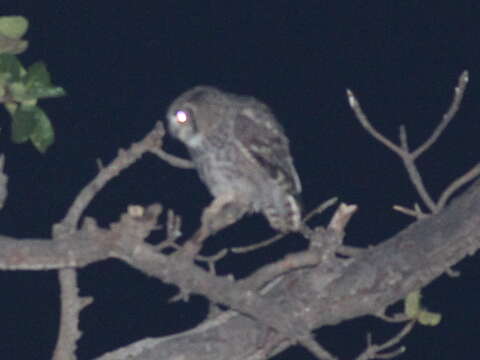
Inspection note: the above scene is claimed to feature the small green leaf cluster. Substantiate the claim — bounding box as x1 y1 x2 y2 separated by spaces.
404 290 442 326
0 16 65 153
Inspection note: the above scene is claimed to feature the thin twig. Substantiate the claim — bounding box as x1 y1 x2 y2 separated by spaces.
374 310 410 323
348 71 470 215
59 122 166 230
305 197 339 222
412 70 469 159
356 321 415 360
155 209 183 252
437 162 480 209
346 89 404 157
231 198 338 254
392 203 427 219
231 232 284 254
241 251 323 291
399 126 438 213
300 335 338 360
196 248 229 275
150 147 194 169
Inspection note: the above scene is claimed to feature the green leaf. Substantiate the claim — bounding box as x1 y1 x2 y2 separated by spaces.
404 290 441 326
25 85 66 99
0 16 28 39
11 104 55 152
29 107 54 153
26 62 51 87
23 62 66 99
8 81 26 98
11 104 37 143
417 310 442 326
4 102 17 115
0 53 24 81
404 291 421 318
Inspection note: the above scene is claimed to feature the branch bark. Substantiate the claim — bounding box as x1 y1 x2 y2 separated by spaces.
0 179 478 359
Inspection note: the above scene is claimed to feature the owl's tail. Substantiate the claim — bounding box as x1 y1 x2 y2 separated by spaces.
264 193 302 233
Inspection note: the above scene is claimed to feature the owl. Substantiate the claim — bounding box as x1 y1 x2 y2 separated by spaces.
166 86 302 233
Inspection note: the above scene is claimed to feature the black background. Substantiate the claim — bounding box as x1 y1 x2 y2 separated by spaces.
0 1 479 359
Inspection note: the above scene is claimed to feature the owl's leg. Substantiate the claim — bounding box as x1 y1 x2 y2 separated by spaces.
201 193 247 235
182 194 247 257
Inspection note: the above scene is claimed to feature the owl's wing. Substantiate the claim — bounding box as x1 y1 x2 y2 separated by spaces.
233 108 301 195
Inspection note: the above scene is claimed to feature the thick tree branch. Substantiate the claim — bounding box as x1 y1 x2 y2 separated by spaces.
0 178 478 359
94 179 480 359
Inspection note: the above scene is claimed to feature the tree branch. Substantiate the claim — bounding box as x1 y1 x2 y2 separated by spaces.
0 177 478 359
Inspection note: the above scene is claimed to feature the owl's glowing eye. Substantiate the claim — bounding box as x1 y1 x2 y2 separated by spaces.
175 110 189 124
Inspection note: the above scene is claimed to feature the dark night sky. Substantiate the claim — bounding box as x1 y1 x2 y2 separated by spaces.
0 2 479 359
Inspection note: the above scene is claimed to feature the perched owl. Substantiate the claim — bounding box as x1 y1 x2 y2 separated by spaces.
166 86 302 233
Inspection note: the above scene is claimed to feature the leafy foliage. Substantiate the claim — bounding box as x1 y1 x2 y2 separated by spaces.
0 16 28 55
405 290 442 326
0 16 65 153
0 16 28 39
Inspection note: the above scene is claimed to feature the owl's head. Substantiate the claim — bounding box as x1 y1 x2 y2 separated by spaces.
166 86 225 147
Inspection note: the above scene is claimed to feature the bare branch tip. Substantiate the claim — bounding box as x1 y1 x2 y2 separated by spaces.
455 70 469 94
346 89 357 107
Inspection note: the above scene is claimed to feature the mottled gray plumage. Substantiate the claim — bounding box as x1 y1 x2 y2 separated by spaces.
166 86 302 232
